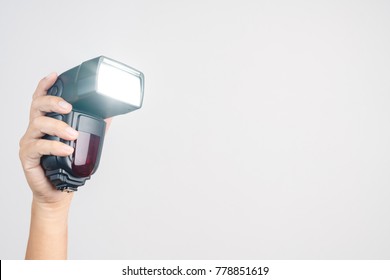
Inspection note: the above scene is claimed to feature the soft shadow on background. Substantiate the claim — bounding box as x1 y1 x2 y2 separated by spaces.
0 0 389 259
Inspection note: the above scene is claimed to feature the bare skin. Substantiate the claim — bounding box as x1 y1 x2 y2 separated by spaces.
19 72 77 259
20 73 112 259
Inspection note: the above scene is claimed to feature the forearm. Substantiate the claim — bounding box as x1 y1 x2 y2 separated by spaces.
25 194 73 260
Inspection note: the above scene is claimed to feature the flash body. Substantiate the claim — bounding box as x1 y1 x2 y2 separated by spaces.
41 56 144 192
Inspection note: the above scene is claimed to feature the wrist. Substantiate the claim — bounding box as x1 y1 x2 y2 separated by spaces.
32 193 73 218
27 193 72 260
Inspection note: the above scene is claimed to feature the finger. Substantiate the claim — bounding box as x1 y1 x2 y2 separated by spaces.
21 139 74 162
32 72 58 99
26 116 79 140
30 95 72 120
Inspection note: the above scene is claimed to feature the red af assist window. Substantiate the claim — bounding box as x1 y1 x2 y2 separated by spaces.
72 131 101 177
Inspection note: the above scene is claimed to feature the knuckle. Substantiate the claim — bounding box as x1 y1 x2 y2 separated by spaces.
19 154 27 170
18 146 25 160
19 135 26 148
31 116 41 128
31 116 46 133
30 97 39 110
19 144 31 169
31 95 46 111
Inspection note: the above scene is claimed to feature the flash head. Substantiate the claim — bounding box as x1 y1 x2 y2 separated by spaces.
48 56 144 118
41 56 144 192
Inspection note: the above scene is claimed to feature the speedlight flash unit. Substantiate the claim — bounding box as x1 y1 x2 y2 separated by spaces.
41 56 144 192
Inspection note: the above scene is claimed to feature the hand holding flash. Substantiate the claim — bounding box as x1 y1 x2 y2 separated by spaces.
41 56 144 192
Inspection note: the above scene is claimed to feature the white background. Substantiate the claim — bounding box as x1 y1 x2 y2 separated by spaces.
0 0 389 259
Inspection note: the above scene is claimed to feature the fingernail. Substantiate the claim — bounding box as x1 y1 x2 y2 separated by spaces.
65 127 78 137
63 145 74 154
59 101 71 110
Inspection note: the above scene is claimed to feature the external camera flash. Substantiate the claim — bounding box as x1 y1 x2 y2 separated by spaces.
41 56 144 192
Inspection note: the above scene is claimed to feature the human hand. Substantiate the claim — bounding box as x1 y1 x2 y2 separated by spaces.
19 73 79 207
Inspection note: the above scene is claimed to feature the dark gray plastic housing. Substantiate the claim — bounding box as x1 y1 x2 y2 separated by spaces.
42 56 144 192
48 56 144 118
